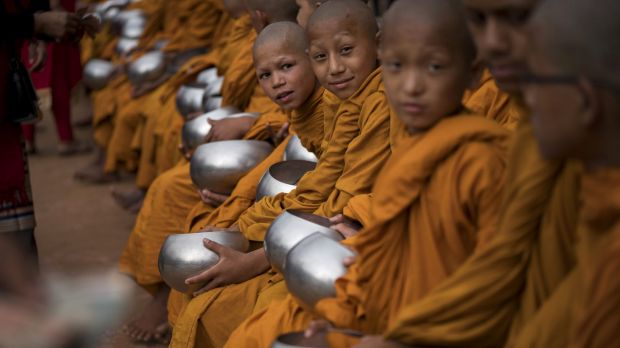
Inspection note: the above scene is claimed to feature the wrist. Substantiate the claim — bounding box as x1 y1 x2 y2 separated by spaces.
33 13 44 34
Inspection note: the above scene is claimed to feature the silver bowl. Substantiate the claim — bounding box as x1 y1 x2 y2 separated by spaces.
95 0 128 22
196 67 219 85
153 39 168 51
256 161 316 202
116 37 140 56
264 210 343 274
158 231 249 294
203 96 223 112
102 6 121 22
127 51 166 85
283 135 318 163
190 140 274 194
204 76 224 96
121 15 146 38
83 59 115 91
176 83 207 117
181 106 242 151
271 331 362 348
110 9 144 35
284 233 355 310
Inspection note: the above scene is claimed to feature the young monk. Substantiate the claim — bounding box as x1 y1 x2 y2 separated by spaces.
511 0 620 346
168 1 392 346
361 0 581 347
224 1 509 346
118 0 297 343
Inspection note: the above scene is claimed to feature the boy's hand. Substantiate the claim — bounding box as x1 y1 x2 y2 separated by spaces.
28 40 47 72
304 320 331 338
185 241 267 296
267 122 289 145
204 116 256 143
197 189 229 206
329 214 362 238
353 336 408 348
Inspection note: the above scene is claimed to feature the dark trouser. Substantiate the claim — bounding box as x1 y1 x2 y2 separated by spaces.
0 229 39 270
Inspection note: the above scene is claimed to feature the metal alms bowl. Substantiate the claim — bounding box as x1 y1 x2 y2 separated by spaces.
116 37 140 56
283 135 318 163
255 161 316 202
271 331 362 348
83 59 115 91
181 106 242 151
284 233 355 310
196 67 219 85
110 9 144 35
176 82 208 118
204 76 224 96
203 96 223 112
189 140 274 195
127 51 166 85
264 210 343 274
121 15 146 38
158 231 249 294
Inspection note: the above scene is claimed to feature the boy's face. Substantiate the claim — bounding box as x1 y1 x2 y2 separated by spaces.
463 0 536 94
295 0 315 28
380 20 473 133
307 17 378 99
523 38 585 160
255 42 317 110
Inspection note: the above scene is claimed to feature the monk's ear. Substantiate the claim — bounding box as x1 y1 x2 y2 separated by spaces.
577 75 600 128
375 30 382 47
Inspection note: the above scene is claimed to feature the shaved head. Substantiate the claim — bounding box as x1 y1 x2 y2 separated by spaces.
307 0 378 39
245 0 300 22
530 0 620 86
383 0 475 62
253 21 309 59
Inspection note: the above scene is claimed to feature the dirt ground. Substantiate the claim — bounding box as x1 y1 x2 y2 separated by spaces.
28 88 165 348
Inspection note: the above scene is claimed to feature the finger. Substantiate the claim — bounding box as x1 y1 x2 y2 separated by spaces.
329 214 345 224
204 129 214 143
304 320 329 338
343 256 356 267
192 278 221 296
185 268 216 285
276 122 290 139
202 238 226 255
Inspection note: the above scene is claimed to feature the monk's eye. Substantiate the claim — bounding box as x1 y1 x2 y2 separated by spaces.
428 63 444 72
505 9 531 25
281 63 294 70
340 46 353 55
258 72 270 80
383 60 401 72
465 9 486 27
312 53 327 62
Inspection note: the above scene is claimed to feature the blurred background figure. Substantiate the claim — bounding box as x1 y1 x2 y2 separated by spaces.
21 0 91 156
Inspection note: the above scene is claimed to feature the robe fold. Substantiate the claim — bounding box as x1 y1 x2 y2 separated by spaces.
569 170 620 348
237 68 391 242
462 69 521 130
372 116 580 347
225 114 509 348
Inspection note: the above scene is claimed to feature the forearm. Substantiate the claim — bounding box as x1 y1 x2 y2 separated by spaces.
246 248 270 278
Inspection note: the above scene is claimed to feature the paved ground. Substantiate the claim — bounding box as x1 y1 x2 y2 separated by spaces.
28 89 165 347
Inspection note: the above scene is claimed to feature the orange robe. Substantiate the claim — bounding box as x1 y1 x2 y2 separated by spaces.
462 69 521 130
237 68 391 241
168 70 392 348
357 116 579 347
569 170 620 348
225 114 509 348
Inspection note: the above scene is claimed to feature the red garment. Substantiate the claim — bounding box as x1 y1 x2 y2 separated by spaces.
1 0 36 233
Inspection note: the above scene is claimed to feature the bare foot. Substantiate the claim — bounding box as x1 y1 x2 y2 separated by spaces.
123 286 170 344
111 187 145 209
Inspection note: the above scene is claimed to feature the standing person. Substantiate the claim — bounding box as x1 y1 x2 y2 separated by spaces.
1 0 93 263
21 0 89 155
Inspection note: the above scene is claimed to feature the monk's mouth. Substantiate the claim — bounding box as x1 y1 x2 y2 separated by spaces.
329 77 354 89
276 91 294 102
